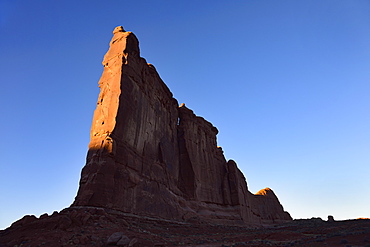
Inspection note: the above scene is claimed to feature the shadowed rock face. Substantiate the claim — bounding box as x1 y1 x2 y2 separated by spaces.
72 26 291 225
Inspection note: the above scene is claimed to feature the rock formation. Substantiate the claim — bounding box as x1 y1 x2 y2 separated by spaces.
72 26 291 225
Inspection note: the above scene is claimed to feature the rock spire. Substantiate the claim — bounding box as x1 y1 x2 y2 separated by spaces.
72 26 291 224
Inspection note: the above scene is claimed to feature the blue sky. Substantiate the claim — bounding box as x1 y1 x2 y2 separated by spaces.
1 0 369 229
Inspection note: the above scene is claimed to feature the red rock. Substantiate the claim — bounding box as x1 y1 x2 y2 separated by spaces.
252 188 292 223
107 232 125 245
128 238 139 247
72 26 291 225
0 28 293 247
10 215 37 228
116 235 130 246
1 206 369 246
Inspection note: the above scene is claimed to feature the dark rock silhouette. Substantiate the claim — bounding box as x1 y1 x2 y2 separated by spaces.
72 26 291 224
2 208 370 246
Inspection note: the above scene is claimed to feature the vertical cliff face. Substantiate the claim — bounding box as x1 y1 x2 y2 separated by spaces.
73 26 181 219
178 104 229 204
72 26 292 225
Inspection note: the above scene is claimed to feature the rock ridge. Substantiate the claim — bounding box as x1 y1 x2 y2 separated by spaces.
72 26 292 225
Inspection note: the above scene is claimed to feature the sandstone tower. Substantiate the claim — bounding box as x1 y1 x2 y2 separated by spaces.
72 26 291 225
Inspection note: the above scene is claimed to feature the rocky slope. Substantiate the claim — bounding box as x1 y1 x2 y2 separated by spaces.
1 207 369 246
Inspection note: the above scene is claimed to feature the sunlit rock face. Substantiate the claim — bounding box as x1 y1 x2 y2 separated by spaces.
252 188 293 224
72 26 292 224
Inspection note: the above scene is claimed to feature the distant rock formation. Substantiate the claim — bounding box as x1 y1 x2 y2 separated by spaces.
72 26 291 225
328 215 335 222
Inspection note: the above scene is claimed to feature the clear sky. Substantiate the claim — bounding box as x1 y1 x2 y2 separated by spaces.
1 0 369 229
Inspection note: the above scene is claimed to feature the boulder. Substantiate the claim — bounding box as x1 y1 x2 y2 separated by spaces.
107 232 126 245
117 235 130 246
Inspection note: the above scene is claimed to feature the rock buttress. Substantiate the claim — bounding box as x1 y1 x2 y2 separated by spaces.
72 26 292 225
251 188 292 224
73 27 182 219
